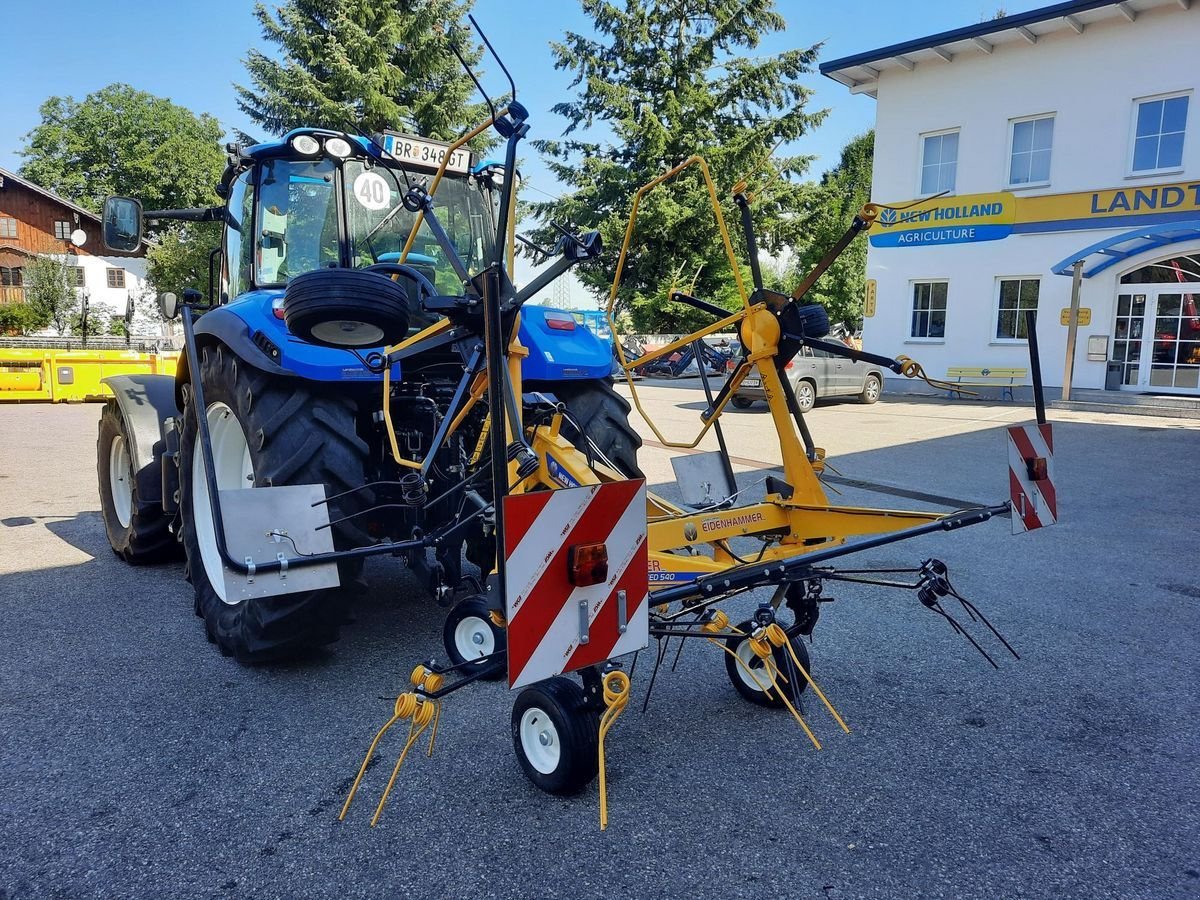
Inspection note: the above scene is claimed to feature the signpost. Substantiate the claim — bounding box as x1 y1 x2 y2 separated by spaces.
1061 260 1084 401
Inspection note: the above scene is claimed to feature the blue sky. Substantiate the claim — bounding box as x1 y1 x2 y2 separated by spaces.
0 0 1046 185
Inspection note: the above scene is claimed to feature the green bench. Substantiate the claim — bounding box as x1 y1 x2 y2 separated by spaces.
944 366 1027 401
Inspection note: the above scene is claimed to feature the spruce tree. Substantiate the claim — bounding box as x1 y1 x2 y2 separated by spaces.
531 0 824 333
236 0 492 144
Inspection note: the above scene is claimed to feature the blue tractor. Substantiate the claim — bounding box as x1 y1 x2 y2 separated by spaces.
95 126 641 663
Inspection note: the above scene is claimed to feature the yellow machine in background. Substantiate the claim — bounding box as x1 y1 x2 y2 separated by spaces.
0 347 179 403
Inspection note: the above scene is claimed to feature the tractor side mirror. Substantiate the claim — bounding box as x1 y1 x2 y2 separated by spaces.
102 197 143 252
158 292 180 321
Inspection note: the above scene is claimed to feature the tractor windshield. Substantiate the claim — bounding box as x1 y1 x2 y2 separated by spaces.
343 160 494 293
251 157 495 293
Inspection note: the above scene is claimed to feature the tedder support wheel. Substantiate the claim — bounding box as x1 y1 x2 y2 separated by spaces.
730 395 755 410
178 342 373 663
96 400 177 563
511 676 600 795
529 378 643 479
724 620 811 709
443 595 506 681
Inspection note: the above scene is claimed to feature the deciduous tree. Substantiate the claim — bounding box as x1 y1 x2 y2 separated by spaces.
24 255 77 335
19 84 225 215
788 131 873 329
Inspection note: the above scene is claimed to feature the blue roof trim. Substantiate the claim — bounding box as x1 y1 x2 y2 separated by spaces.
820 0 1117 75
1050 219 1200 277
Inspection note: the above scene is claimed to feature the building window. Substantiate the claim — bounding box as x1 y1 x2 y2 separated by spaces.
1008 116 1054 187
106 268 126 289
911 281 948 338
1132 93 1189 173
920 130 958 195
0 266 22 287
996 278 1040 340
0 218 16 239
54 221 73 240
67 266 86 287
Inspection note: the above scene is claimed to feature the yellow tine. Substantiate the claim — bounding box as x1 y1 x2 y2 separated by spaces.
338 713 402 822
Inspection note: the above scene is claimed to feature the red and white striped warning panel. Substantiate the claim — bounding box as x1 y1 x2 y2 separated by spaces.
503 480 649 690
1008 423 1057 534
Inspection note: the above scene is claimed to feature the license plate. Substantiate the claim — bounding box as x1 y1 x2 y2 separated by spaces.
381 132 471 174
742 378 760 388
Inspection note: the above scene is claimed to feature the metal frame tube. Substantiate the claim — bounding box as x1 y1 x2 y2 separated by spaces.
648 503 1010 606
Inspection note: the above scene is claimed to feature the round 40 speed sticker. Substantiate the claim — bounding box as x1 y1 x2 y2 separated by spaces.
352 171 392 211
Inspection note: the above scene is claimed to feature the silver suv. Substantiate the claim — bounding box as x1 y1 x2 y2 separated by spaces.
730 339 884 412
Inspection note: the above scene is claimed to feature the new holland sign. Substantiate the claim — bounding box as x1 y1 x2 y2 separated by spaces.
872 179 1200 248
871 192 1015 248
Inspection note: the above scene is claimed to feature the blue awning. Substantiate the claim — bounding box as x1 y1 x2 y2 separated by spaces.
1051 219 1200 278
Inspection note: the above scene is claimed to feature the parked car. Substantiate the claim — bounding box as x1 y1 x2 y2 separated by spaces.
730 339 883 412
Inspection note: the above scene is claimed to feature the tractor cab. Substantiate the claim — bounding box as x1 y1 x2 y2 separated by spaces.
217 128 498 309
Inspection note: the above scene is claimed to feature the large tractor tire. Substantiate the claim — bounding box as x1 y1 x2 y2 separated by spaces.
96 400 177 563
532 379 643 479
179 343 372 663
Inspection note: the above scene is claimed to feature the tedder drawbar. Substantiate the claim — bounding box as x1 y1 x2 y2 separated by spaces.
96 24 1057 831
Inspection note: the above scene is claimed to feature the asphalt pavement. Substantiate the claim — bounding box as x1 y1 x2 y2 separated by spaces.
1 389 1198 899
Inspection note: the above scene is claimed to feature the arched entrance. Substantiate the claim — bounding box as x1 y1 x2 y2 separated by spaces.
1112 251 1200 393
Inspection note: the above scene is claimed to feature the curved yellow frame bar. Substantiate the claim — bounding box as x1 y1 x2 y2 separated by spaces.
604 156 752 449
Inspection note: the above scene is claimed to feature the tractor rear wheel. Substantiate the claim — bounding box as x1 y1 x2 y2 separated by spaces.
96 401 177 563
533 379 643 479
179 343 372 663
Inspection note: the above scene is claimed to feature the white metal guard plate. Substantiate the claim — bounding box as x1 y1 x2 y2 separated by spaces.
218 484 340 601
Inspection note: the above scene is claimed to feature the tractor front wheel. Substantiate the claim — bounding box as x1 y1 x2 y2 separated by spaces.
179 343 372 663
531 379 643 479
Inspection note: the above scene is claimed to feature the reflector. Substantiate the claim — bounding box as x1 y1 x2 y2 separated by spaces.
568 542 609 587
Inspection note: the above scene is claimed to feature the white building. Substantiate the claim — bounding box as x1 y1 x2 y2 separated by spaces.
822 0 1200 396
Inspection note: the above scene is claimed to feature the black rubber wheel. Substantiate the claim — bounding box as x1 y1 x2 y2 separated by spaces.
795 303 831 339
860 373 882 405
179 342 373 663
530 378 643 479
730 395 754 410
283 268 412 348
793 378 817 414
96 400 178 563
724 619 811 708
443 595 506 681
511 676 600 795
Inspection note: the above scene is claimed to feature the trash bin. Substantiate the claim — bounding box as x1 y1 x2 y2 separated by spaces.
1105 361 1122 391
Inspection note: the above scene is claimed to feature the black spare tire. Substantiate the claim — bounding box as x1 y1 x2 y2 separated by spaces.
283 268 412 348
794 303 830 339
